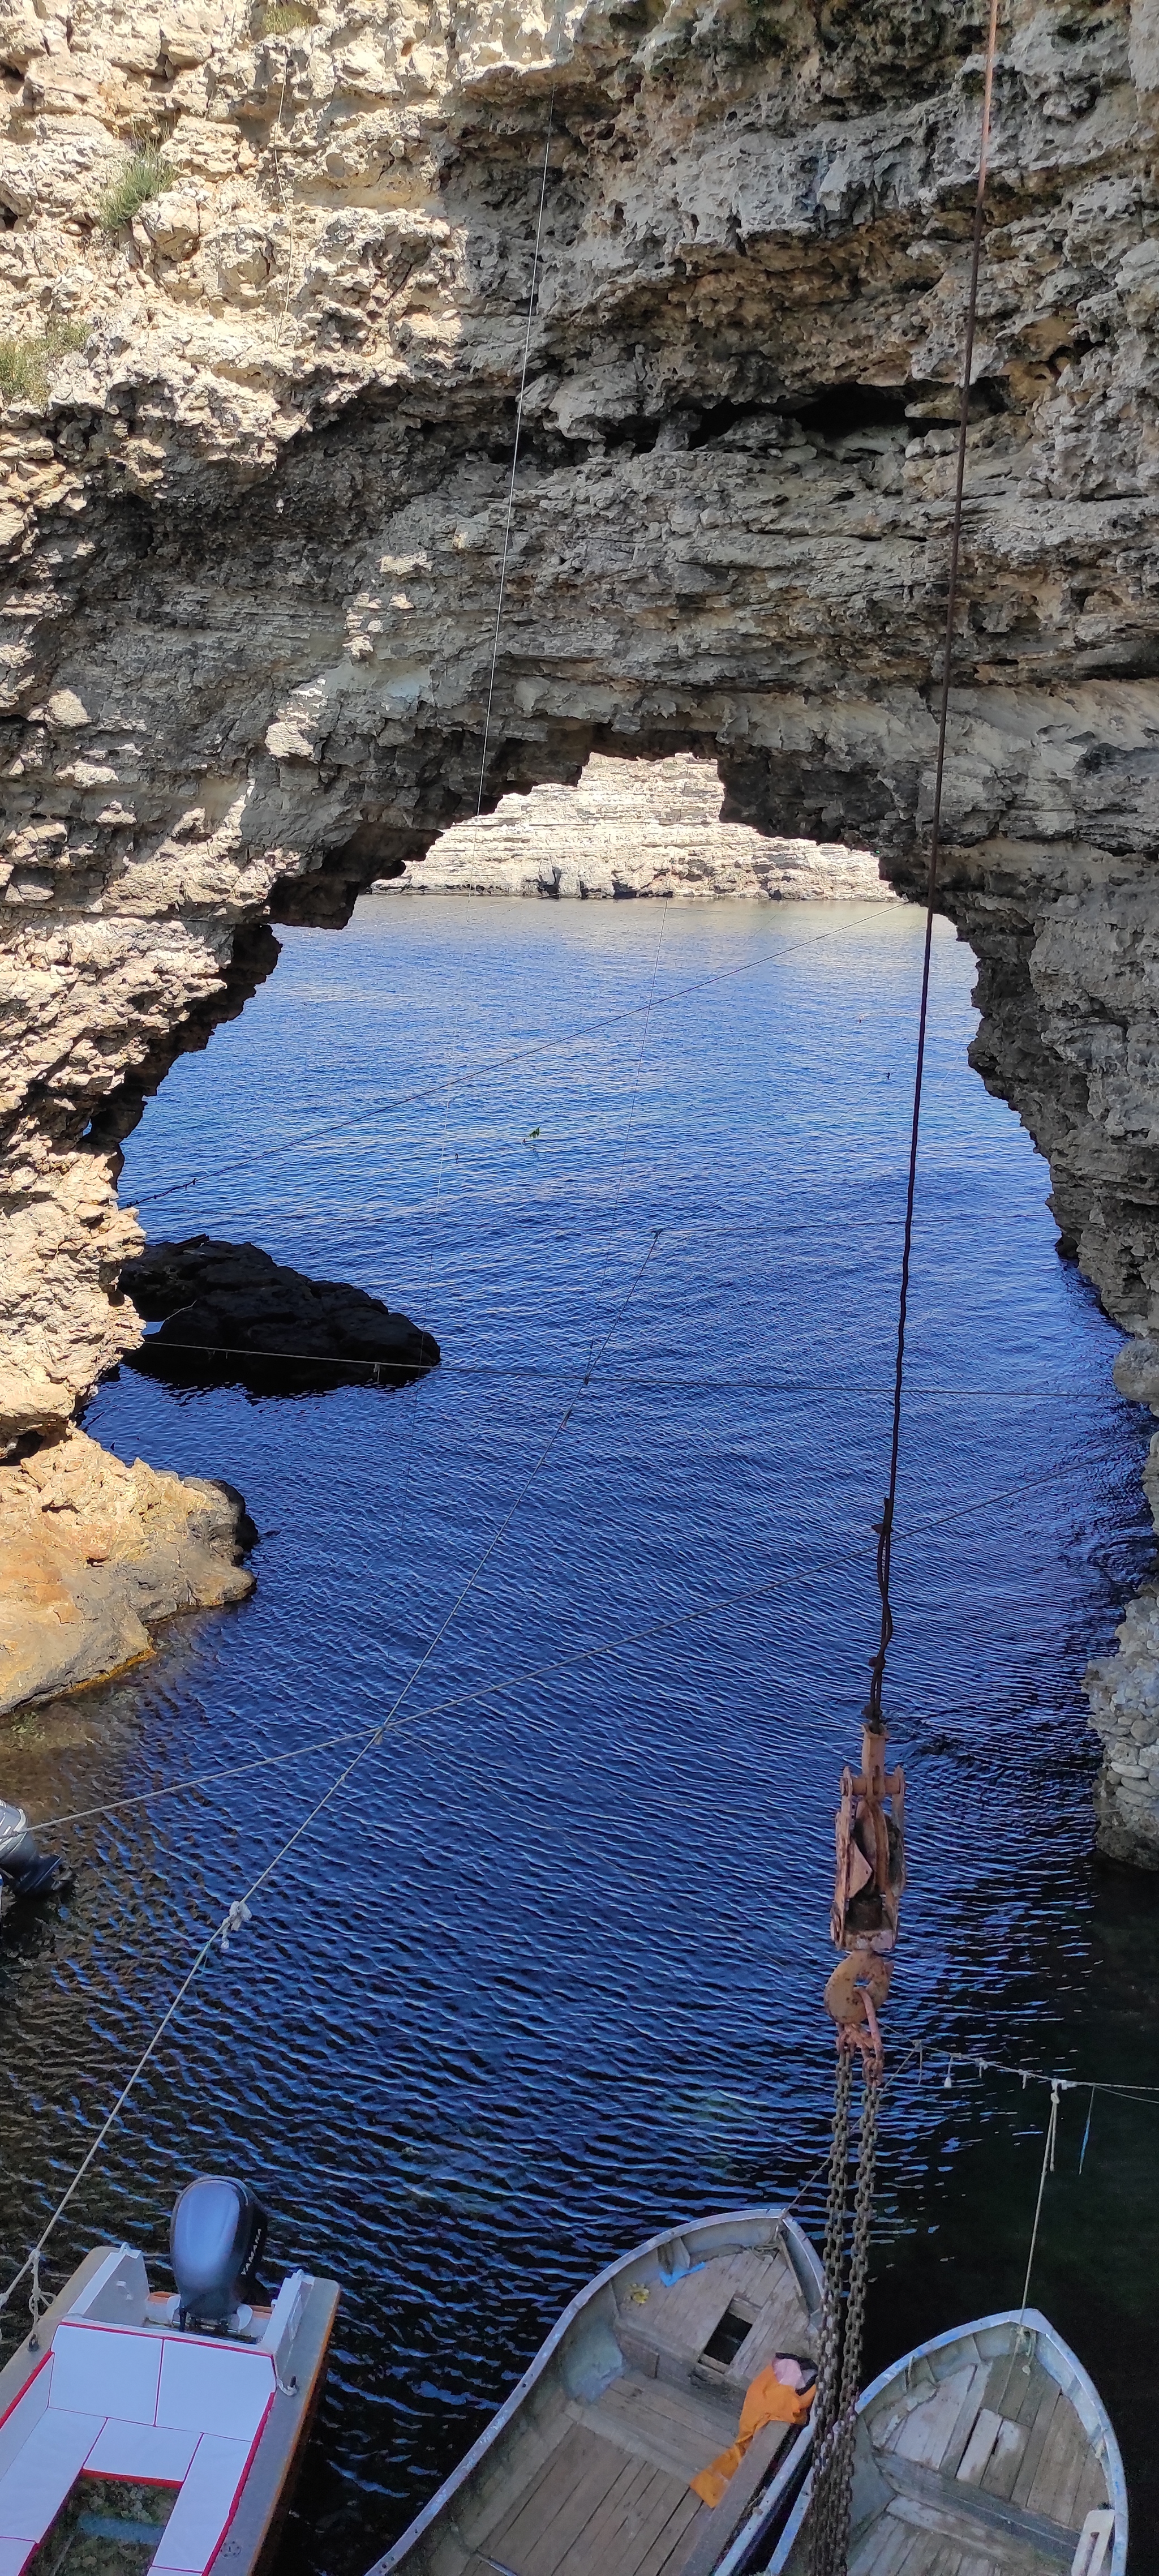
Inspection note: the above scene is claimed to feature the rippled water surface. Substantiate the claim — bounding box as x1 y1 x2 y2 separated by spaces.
3 896 1158 2571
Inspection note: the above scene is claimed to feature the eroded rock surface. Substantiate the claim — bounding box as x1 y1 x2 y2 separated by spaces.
382 752 895 899
0 1429 254 1717
123 1234 440 1387
2 0 1159 1837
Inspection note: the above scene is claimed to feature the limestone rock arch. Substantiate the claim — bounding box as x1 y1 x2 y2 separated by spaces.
2 0 1159 1848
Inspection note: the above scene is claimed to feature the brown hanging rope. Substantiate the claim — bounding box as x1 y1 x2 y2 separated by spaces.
809 13 1003 2574
866 0 1003 1731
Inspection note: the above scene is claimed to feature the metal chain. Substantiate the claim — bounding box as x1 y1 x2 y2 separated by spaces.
808 2063 883 2576
808 2419 843 2576
814 2050 853 2440
828 2071 883 2560
807 2051 853 2576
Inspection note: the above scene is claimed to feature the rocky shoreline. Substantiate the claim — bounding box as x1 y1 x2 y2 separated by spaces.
377 755 894 903
0 1236 437 1713
1085 1337 1159 1869
0 1429 254 1720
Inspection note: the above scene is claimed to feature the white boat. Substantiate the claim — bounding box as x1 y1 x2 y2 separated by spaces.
369 2205 825 2576
764 2308 1127 2576
0 2182 337 2576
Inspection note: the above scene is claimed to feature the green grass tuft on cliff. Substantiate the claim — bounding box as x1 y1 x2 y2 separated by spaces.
0 319 89 408
96 147 174 234
252 1 315 32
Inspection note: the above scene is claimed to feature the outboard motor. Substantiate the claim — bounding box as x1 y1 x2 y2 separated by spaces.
170 2176 268 2332
0 1802 71 1910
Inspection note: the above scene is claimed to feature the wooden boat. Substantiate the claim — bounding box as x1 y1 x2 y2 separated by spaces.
765 2308 1127 2576
0 2235 338 2575
370 2206 825 2576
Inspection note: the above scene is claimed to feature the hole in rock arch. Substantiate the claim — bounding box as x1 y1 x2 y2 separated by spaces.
377 751 893 906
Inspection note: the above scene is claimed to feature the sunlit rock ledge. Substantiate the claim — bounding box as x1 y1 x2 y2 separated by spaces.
377 756 895 903
0 1430 254 1720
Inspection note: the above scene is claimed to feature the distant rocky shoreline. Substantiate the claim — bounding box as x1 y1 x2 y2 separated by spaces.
376 756 894 905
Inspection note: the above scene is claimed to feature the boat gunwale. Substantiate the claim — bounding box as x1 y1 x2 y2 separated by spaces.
368 2204 824 2576
762 2306 1128 2576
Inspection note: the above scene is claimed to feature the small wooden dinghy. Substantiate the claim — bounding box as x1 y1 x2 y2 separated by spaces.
0 2232 337 2575
370 2206 824 2576
765 2308 1127 2576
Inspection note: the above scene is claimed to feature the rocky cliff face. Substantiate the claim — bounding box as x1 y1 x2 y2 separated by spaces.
3 0 1159 1844
381 748 894 897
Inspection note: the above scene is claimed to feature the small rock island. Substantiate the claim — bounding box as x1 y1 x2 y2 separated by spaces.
123 1237 441 1395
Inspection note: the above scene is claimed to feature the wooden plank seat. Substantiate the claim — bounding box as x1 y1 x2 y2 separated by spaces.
882 2455 1092 2567
567 2376 740 2480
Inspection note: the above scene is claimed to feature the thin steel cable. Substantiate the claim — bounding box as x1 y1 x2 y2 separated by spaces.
31 1650 1062 1844
28 1464 1101 1833
866 0 1002 1725
35 1567 799 1832
0 1910 237 2320
945 2054 1159 2104
136 1159 1062 1232
0 1228 660 2317
8 2047 928 2302
891 1460 1074 1540
119 1336 1110 1400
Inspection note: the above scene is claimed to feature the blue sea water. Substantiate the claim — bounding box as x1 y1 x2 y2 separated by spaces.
2 894 1157 2570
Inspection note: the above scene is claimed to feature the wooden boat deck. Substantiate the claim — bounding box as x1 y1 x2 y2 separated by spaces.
464 2418 702 2576
770 2311 1126 2576
375 2214 823 2576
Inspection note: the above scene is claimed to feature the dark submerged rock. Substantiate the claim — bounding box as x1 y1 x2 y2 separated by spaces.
121 1237 439 1395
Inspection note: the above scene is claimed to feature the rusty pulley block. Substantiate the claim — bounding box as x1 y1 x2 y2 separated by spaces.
823 1721 905 2076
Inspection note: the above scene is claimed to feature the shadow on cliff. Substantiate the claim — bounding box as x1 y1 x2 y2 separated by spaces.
120 1237 440 1399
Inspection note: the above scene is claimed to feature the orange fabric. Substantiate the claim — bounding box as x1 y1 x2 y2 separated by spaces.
689 2368 815 2508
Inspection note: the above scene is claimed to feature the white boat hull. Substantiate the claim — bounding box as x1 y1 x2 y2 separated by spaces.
0 2242 337 2576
